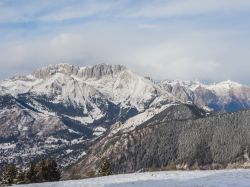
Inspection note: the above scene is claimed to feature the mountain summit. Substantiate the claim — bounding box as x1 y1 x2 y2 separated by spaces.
1 63 250 169
32 63 127 80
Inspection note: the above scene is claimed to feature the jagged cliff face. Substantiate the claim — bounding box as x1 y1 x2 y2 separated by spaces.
32 64 127 80
1 63 250 171
63 105 250 179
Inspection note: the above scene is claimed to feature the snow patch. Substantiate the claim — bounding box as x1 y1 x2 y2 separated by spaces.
0 143 16 150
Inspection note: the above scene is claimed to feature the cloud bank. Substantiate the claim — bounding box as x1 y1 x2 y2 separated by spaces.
0 0 250 84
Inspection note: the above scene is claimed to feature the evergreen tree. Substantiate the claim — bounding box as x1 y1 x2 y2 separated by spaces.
45 159 61 181
35 159 61 182
2 163 17 185
98 157 112 176
16 167 27 184
26 161 38 183
35 159 47 182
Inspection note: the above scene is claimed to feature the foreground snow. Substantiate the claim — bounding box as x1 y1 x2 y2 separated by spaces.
17 169 250 187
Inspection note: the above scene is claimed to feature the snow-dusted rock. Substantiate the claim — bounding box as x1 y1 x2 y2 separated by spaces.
0 64 178 169
161 80 250 112
1 63 250 170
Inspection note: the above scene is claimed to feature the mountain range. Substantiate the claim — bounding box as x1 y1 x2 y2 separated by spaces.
1 63 250 174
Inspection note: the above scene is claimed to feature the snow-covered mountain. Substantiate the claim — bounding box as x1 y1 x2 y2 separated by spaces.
0 64 179 168
161 79 250 112
1 63 250 169
0 64 178 126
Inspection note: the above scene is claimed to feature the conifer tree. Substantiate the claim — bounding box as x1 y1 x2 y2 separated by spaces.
35 159 61 182
46 159 61 181
35 159 47 182
2 163 17 185
16 167 27 184
26 161 38 183
98 157 112 176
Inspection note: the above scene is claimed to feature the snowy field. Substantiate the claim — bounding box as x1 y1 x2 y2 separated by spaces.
17 169 250 187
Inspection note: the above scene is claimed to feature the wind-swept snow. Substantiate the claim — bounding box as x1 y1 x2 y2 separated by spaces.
17 169 250 187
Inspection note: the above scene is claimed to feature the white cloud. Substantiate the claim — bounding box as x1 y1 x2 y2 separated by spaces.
0 0 250 24
0 1 250 84
130 0 250 18
138 24 159 30
0 24 248 82
0 1 52 22
38 1 116 22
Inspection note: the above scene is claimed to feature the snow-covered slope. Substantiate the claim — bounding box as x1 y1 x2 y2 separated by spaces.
0 94 92 169
17 169 250 187
110 103 179 134
161 80 250 112
2 64 250 131
0 64 178 127
2 63 250 170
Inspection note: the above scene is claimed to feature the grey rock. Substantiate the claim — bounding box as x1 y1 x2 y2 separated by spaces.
32 63 126 80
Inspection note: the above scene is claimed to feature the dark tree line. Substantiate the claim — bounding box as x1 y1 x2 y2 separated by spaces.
0 159 61 186
0 156 113 186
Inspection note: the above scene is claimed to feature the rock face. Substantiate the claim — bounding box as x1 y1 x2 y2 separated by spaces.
64 105 250 179
32 64 126 80
1 63 250 172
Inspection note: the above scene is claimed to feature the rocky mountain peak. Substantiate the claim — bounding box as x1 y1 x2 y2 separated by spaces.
79 63 127 80
32 63 79 79
32 63 127 80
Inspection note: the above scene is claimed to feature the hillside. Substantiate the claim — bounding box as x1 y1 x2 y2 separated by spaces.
64 105 250 179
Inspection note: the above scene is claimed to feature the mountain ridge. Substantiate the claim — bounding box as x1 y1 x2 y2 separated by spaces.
1 63 250 171
63 105 250 179
31 63 127 80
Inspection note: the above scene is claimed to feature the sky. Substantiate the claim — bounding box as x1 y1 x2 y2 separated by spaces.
0 0 250 84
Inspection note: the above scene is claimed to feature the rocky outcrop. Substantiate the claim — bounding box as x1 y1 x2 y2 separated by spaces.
32 64 79 79
32 63 126 80
79 64 126 80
